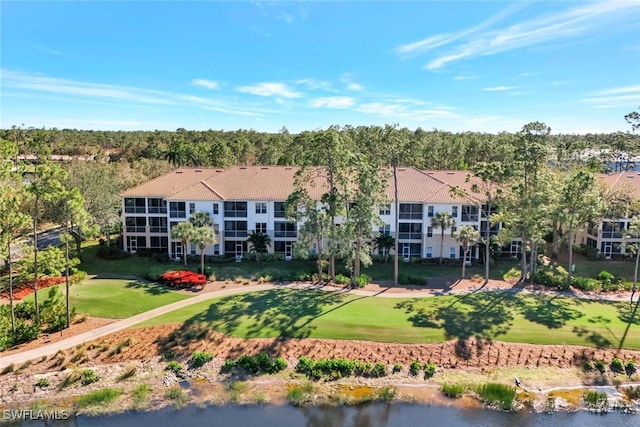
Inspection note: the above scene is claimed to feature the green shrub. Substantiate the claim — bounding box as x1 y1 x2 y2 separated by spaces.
355 274 370 288
392 363 402 373
610 357 624 373
166 361 183 374
399 274 426 285
594 360 606 373
441 383 466 398
230 353 288 374
377 386 396 401
189 351 214 368
474 383 517 410
220 359 236 374
582 360 593 371
572 276 600 291
36 377 49 388
354 361 372 376
335 274 350 285
424 363 436 378
625 360 637 376
76 388 122 408
409 360 421 376
371 363 387 378
531 265 568 288
81 369 99 385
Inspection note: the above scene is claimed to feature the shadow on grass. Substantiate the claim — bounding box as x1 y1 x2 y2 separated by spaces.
156 288 348 356
516 294 584 329
124 280 172 295
396 292 516 352
617 298 640 351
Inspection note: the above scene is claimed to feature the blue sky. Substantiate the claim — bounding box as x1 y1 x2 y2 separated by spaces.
2 1 639 134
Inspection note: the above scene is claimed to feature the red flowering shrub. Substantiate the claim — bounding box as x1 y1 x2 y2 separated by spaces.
1 276 66 300
159 270 208 288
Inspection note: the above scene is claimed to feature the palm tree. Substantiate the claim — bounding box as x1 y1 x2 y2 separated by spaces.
189 210 212 228
246 231 271 262
375 233 395 263
171 222 194 267
431 211 454 265
454 225 480 279
191 227 217 274
626 217 640 303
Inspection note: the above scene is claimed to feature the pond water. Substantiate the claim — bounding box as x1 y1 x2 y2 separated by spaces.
13 402 639 427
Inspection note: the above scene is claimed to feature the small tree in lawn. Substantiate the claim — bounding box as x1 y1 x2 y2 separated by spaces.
375 233 395 264
246 231 271 262
192 227 217 275
454 225 480 279
171 222 194 267
431 211 454 265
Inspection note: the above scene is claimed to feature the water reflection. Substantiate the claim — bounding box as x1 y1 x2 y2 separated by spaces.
13 402 639 427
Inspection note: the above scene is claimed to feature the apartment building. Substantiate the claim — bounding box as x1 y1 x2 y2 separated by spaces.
121 166 498 261
579 172 640 258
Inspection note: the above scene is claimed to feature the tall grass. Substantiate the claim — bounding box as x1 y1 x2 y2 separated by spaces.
441 383 466 398
474 383 517 411
75 388 122 408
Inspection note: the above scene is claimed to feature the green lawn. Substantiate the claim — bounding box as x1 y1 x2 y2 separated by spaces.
24 278 190 319
138 289 640 350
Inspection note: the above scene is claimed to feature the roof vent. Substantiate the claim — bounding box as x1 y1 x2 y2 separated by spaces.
398 168 406 171
176 171 183 174
447 172 455 175
261 167 269 170
285 167 293 170
195 169 202 172
239 166 247 170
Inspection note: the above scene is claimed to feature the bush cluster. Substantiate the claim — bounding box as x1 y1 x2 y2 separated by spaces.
189 351 214 368
159 270 208 288
474 383 517 411
399 274 427 285
582 357 636 376
572 270 627 292
221 352 287 375
295 357 388 380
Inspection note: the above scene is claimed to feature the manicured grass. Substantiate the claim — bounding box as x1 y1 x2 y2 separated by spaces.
23 278 190 319
137 289 640 350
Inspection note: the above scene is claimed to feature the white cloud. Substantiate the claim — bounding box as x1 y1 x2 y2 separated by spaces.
454 75 478 80
482 86 516 92
591 85 640 96
191 79 220 90
394 3 527 57
583 85 640 106
309 97 355 109
296 78 333 91
417 2 640 70
202 106 263 117
237 82 302 98
346 82 363 91
1 69 173 105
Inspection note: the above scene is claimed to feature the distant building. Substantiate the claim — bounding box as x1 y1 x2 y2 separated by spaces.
120 166 503 261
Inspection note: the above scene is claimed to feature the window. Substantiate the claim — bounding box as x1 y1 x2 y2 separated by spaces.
399 223 422 240
213 244 220 255
399 203 423 220
147 198 167 214
224 220 248 238
125 217 146 233
189 203 196 215
461 205 479 222
379 204 391 215
427 226 433 238
149 237 168 251
169 202 186 218
190 244 196 255
401 243 422 258
379 224 391 235
602 222 624 239
274 221 297 238
452 206 458 217
450 247 457 259
274 202 287 218
124 198 146 214
213 203 219 215
255 202 267 214
224 241 247 255
224 201 247 217
426 247 433 258
255 222 267 234
451 226 457 237
126 236 146 251
148 217 167 233
427 206 434 217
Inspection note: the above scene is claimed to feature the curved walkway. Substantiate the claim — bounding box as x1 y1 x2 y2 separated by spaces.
0 280 634 370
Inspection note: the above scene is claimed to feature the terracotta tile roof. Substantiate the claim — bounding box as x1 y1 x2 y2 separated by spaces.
598 172 640 199
122 166 489 204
